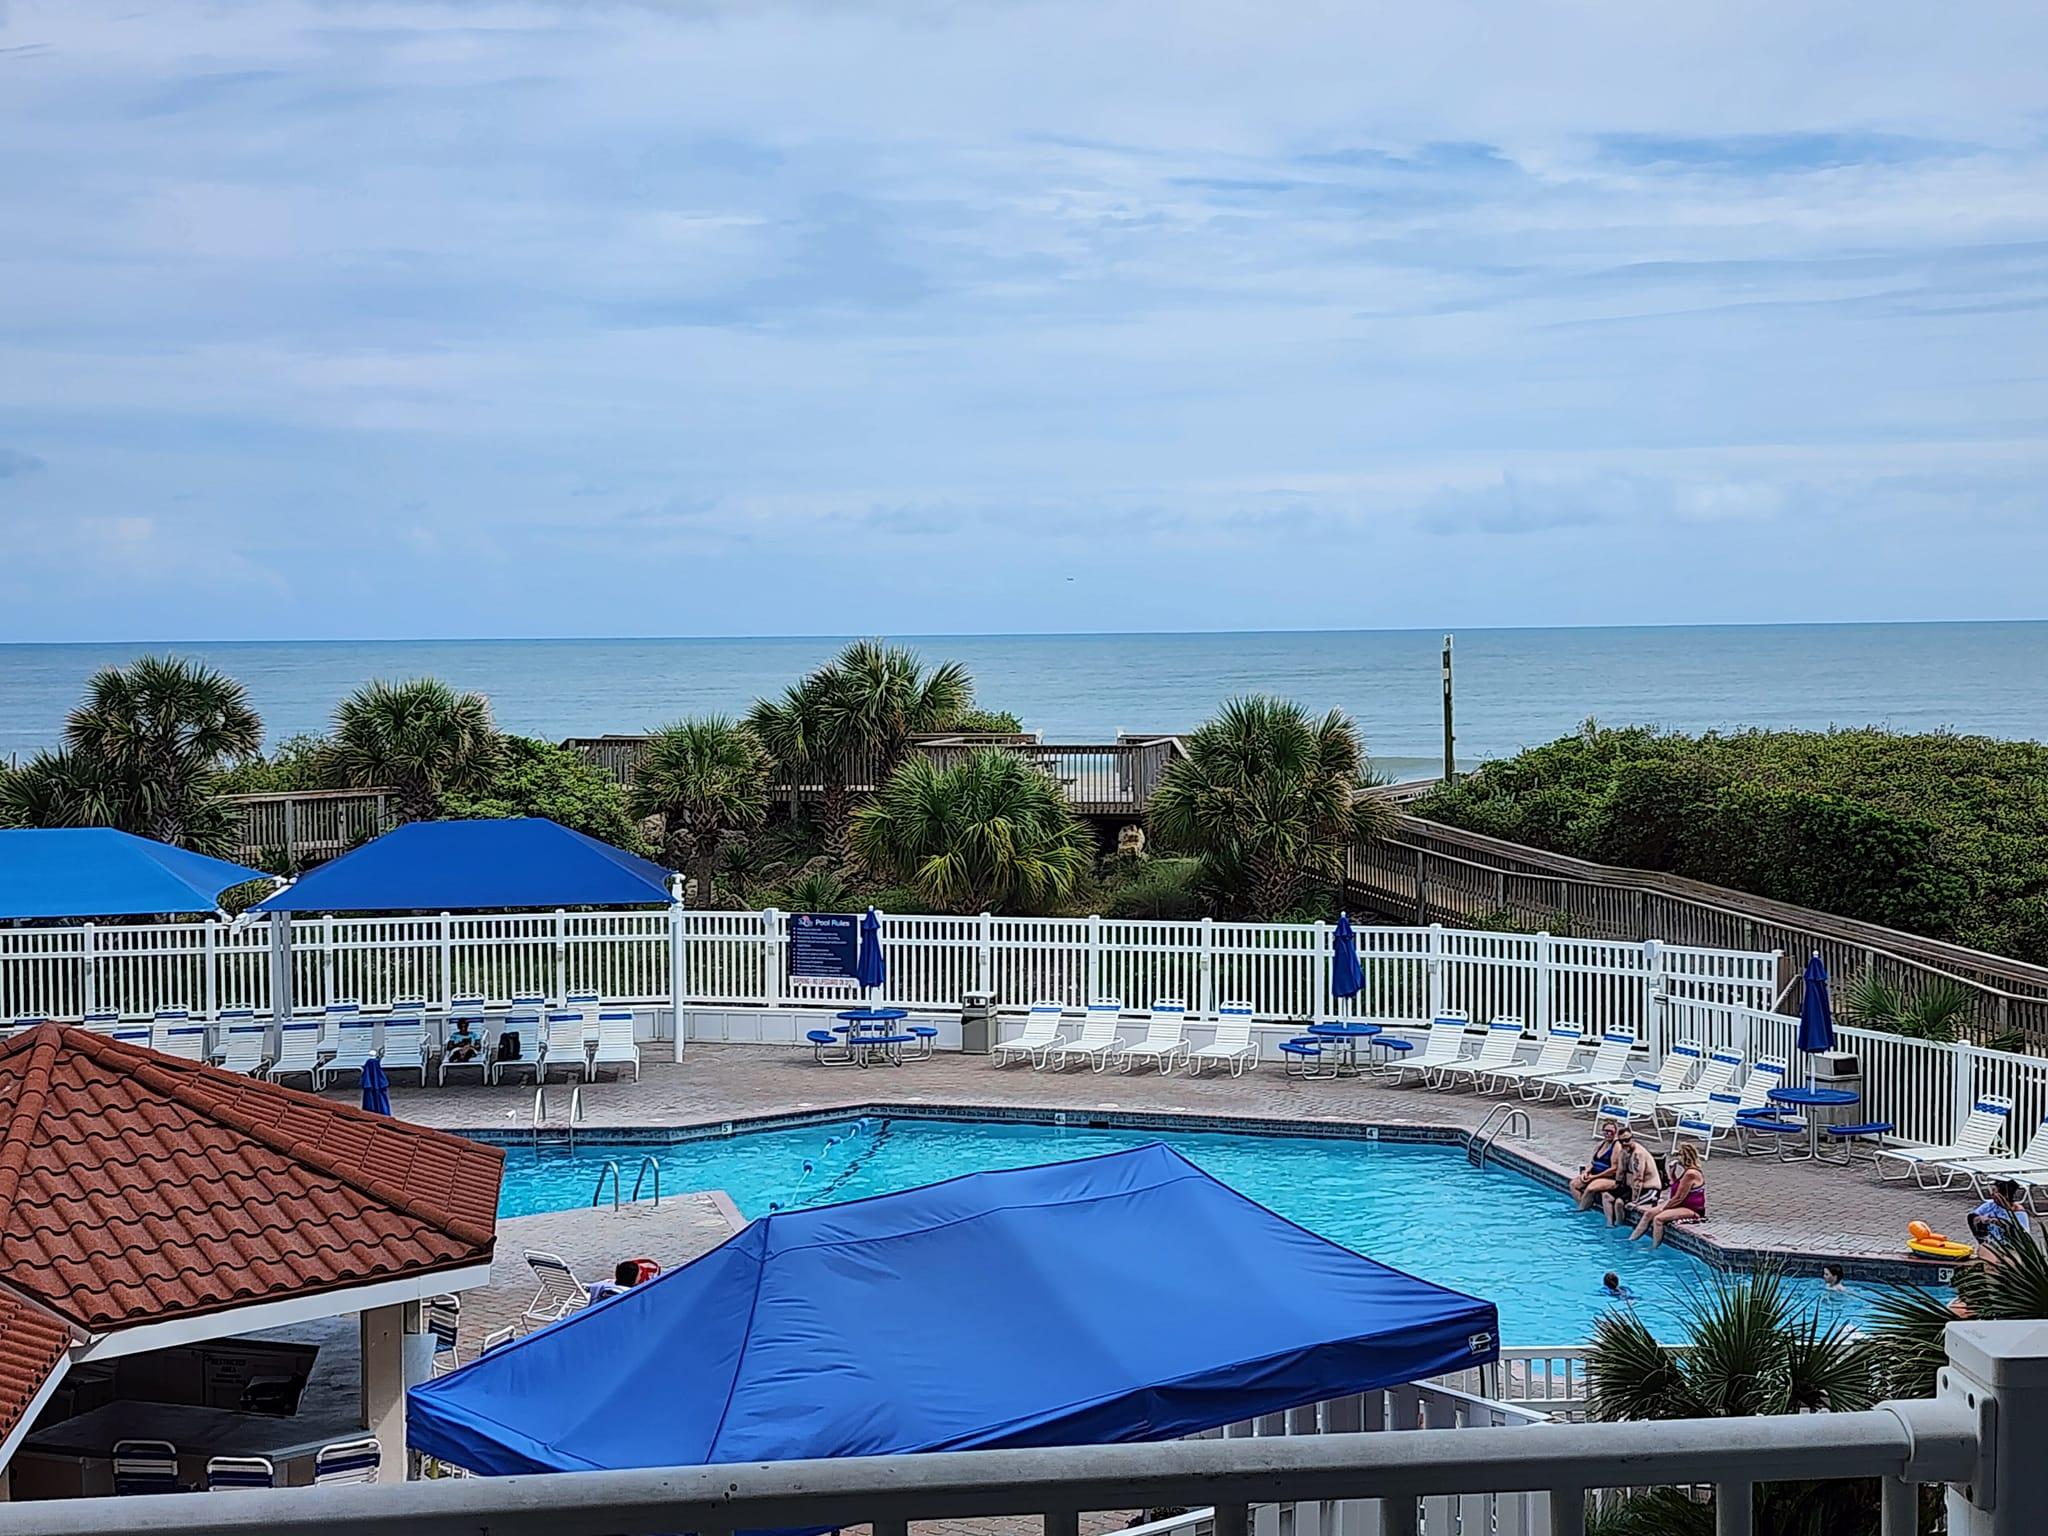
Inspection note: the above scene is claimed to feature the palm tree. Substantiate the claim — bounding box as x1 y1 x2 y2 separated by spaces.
0 655 261 855
627 718 772 903
1586 1269 1878 1535
850 748 1094 914
1840 972 1977 1044
1146 696 1390 919
750 642 974 856
330 678 503 821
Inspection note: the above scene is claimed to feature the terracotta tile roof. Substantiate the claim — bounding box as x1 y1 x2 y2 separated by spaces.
0 1024 503 1333
0 1287 73 1453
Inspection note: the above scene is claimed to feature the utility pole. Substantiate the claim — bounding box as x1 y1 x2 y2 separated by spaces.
1440 634 1456 783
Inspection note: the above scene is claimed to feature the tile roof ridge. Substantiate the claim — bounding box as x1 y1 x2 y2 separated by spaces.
0 1025 63 1228
62 1027 498 1251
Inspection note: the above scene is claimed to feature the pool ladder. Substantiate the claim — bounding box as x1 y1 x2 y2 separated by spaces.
591 1156 663 1210
1469 1104 1530 1169
533 1085 585 1152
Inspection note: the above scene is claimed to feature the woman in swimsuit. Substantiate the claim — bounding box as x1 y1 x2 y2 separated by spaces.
1570 1122 1621 1209
1631 1141 1706 1247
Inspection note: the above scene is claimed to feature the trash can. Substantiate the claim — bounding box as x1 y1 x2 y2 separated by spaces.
960 991 997 1055
1812 1052 1864 1129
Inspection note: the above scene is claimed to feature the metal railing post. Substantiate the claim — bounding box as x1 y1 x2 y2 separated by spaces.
1199 918 1216 1020
1941 1320 2048 1534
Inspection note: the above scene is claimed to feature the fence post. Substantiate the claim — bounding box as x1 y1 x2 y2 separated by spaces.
762 908 782 1008
1534 931 1552 1036
1955 1044 1979 1141
669 895 689 1051
1198 917 1216 1018
552 909 569 1005
439 914 454 1008
1414 850 1428 925
1314 919 1329 1019
1088 914 1104 1002
978 912 994 997
80 922 95 1017
320 916 335 1008
204 920 219 1019
283 797 298 867
1646 937 1662 1056
1427 924 1446 1019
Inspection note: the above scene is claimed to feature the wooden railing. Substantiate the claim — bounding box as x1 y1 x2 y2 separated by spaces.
564 732 1185 816
1347 812 2048 1048
221 789 394 869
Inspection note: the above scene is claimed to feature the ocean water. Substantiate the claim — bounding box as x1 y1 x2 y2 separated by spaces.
1 623 2043 775
502 1116 1873 1345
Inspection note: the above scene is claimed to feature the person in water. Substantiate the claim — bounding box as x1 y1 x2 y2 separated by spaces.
1630 1142 1706 1247
1600 1271 1634 1301
1570 1121 1622 1210
1822 1265 1846 1291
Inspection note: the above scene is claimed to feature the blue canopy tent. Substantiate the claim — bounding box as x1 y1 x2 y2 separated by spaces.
0 829 267 920
409 1143 1498 1474
252 819 687 1048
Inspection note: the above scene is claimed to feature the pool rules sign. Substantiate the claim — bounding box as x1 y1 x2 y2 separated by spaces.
790 912 860 984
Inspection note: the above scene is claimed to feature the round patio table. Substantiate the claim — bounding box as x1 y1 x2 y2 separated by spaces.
836 1009 910 1067
1306 1020 1380 1077
1766 1085 1859 1162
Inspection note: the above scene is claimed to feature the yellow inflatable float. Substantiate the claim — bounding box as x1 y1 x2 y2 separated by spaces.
1906 1220 1972 1260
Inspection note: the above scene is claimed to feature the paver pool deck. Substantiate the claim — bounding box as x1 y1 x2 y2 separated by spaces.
377 1042 1971 1278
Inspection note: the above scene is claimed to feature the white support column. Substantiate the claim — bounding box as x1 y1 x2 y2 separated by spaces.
80 923 96 1018
668 889 688 1055
761 908 781 1008
1087 915 1103 1003
1198 918 1216 1019
1426 924 1446 1020
1954 1045 1980 1145
552 909 569 1006
359 1302 408 1471
438 914 454 1012
1642 939 1664 1056
1534 931 1553 1037
268 916 291 1032
203 921 219 1021
978 912 993 999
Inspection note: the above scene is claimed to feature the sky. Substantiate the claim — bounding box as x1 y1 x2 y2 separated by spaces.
1 1 2045 641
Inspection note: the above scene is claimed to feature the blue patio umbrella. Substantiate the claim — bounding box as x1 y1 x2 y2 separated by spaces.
360 1057 393 1117
856 907 887 998
1332 912 1363 1013
1797 952 1834 1088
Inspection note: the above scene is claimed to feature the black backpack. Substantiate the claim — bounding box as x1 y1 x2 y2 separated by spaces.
497 1029 521 1062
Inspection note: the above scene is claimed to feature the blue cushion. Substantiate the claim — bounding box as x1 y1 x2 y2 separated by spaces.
1824 1121 1893 1138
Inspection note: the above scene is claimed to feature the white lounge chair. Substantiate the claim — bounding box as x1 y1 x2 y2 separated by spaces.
110 1023 154 1049
542 1009 590 1082
82 1010 121 1034
205 1455 275 1491
1483 1024 1583 1096
1116 998 1191 1074
437 996 493 1085
1671 1092 1745 1159
383 999 431 1087
1189 1002 1259 1076
111 1440 180 1496
313 1437 381 1486
1875 1095 2014 1188
993 1001 1070 1066
1042 999 1125 1072
213 1011 269 1077
1661 1047 1744 1117
591 1008 641 1082
1530 1031 1637 1105
1607 1075 1664 1131
152 1007 208 1062
266 1019 324 1086
317 999 361 1061
523 1250 591 1325
1576 1037 1700 1114
426 1293 461 1376
496 1010 543 1086
566 989 602 1050
315 1011 380 1090
1388 1012 1473 1087
1947 1114 2048 1192
1434 1015 1524 1091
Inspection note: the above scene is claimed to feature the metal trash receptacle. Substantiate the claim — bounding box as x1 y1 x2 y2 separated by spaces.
960 991 997 1054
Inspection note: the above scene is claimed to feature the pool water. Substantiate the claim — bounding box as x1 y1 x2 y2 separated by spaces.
500 1116 1871 1346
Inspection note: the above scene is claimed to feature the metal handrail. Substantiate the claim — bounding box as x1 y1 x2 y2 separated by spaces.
631 1156 661 1206
592 1162 621 1210
1469 1104 1531 1168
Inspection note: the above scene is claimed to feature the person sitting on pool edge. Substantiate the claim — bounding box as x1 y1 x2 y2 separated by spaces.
1598 1129 1661 1227
1570 1121 1622 1210
1971 1179 2033 1244
1629 1142 1706 1248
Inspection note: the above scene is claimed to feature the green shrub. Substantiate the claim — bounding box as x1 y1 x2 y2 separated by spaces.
1420 725 2048 963
443 735 650 855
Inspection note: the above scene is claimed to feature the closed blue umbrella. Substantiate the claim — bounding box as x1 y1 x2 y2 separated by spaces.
1332 913 1363 1013
1797 953 1833 1088
360 1057 392 1117
856 908 887 998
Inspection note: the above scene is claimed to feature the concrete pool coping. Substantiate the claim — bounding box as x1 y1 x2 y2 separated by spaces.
464 1100 1960 1288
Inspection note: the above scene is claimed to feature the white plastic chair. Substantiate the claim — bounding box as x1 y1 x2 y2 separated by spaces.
1671 1092 1744 1159
1115 998 1191 1074
313 1437 381 1486
439 996 493 1086
993 1001 1069 1066
1433 1015 1525 1091
523 1250 591 1325
315 1012 380 1090
317 999 362 1060
1532 1031 1638 1105
1875 1095 2013 1188
1042 998 1126 1071
266 1019 324 1086
1189 1002 1259 1076
152 1007 208 1063
1949 1114 2048 1192
82 1010 121 1034
496 1010 543 1086
205 1456 274 1491
1661 1048 1745 1117
542 1010 590 1082
382 999 431 1087
213 1012 269 1077
1389 1012 1473 1087
591 1008 640 1082
1484 1023 1583 1097
426 1293 461 1376
111 1439 181 1495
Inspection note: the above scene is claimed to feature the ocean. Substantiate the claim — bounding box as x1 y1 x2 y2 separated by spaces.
1 623 2043 779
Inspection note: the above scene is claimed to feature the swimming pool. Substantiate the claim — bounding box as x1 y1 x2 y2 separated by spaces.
500 1116 1869 1345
